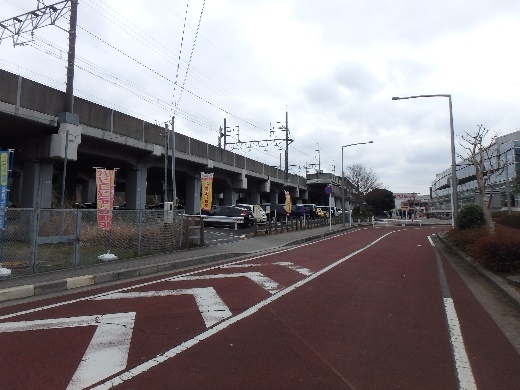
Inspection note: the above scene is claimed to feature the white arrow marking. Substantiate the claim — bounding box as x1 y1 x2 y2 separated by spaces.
222 262 313 276
94 288 231 328
0 312 135 390
171 272 281 294
274 262 313 276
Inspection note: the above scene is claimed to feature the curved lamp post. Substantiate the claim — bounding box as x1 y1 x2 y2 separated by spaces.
392 94 457 228
342 141 373 227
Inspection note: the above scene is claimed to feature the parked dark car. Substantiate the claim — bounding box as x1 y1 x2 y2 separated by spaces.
204 205 253 227
260 203 287 221
289 204 310 219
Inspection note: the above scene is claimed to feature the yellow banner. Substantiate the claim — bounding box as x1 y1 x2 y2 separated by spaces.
284 191 291 214
200 172 214 212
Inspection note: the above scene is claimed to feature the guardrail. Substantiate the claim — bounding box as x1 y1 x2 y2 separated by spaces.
372 217 422 227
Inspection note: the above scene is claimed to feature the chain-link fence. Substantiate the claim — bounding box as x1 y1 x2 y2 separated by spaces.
0 208 203 277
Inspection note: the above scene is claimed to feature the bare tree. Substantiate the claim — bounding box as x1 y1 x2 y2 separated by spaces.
458 125 505 233
346 163 383 195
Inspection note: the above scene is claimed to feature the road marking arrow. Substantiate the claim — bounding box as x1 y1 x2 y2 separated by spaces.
94 287 232 327
171 272 281 294
274 262 313 275
221 262 313 276
0 312 136 390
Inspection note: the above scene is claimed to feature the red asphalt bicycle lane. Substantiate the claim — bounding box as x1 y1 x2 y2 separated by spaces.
2 226 518 389
104 226 519 390
0 226 398 389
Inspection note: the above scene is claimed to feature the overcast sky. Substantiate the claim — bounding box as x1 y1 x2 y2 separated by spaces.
2 0 520 195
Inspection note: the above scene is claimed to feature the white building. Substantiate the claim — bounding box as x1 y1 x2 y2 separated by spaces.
430 130 520 212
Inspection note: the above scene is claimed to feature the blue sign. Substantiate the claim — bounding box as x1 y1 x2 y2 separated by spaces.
325 185 332 195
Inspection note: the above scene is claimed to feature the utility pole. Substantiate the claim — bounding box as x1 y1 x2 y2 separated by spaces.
223 118 227 150
65 0 78 113
171 116 176 207
164 122 169 203
285 111 289 183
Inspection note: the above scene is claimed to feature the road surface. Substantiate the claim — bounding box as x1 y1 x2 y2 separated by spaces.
0 226 518 389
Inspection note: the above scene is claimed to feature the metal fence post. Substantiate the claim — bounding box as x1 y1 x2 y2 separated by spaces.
199 217 205 247
29 208 39 274
73 209 81 267
137 209 142 256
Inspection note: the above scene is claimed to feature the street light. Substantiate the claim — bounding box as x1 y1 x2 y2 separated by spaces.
341 141 373 227
392 94 457 228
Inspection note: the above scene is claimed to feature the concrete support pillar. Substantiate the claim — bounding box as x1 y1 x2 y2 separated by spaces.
249 192 261 204
126 168 148 210
186 175 201 214
20 161 53 208
224 188 237 206
81 178 96 204
260 178 270 193
290 187 299 198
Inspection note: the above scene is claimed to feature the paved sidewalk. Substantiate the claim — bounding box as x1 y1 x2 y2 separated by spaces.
0 223 362 302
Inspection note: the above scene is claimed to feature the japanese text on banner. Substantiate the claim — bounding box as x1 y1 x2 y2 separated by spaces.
200 172 214 212
96 169 115 230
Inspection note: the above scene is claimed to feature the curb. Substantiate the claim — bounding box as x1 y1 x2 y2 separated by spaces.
436 232 520 311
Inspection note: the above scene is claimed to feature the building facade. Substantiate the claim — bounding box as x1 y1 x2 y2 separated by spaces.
430 130 520 212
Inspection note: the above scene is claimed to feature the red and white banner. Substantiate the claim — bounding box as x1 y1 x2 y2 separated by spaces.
96 168 115 230
200 172 214 212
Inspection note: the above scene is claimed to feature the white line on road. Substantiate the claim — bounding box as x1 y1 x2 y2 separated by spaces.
429 235 477 390
444 298 477 390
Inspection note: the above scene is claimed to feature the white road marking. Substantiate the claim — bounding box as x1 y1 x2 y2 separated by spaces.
170 272 281 294
0 312 136 390
429 235 477 390
92 231 395 389
94 288 232 327
274 262 313 276
444 298 477 390
221 262 313 276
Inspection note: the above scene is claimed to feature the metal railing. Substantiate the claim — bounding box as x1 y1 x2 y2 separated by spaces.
0 208 201 277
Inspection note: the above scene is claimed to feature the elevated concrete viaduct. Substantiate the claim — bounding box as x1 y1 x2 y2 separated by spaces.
0 69 335 214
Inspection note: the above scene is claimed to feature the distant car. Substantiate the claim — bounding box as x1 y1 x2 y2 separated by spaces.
236 204 267 224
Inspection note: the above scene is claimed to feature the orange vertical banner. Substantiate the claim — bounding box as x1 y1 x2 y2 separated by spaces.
96 168 115 230
200 172 214 212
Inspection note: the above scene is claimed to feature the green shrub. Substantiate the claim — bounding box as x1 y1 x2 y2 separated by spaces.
470 226 520 272
456 204 485 230
495 213 520 230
